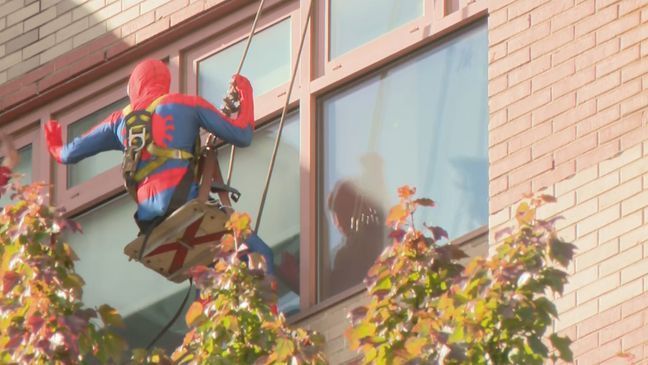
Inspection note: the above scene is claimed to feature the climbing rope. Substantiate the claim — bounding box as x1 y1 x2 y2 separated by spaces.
254 0 314 233
223 0 267 186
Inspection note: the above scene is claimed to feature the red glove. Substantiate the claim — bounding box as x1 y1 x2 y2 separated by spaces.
45 120 63 163
231 74 255 129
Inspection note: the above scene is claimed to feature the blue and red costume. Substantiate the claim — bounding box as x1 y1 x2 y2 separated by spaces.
45 59 274 273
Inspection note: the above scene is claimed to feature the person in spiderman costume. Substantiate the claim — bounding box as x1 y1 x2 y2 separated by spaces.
44 59 275 274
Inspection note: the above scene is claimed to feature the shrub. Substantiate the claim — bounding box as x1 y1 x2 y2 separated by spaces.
346 186 575 364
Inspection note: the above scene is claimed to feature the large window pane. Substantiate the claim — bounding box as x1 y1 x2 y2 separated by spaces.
217 112 300 315
64 195 192 348
330 0 423 58
319 23 488 301
0 145 32 207
67 98 128 187
199 19 291 106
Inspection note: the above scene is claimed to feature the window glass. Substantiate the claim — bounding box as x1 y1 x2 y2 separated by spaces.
217 112 300 315
318 23 488 301
64 195 191 348
329 0 423 58
198 18 291 106
0 145 32 207
67 98 128 187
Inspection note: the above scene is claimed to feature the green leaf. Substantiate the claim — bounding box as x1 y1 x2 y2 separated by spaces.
448 326 465 344
534 297 558 318
549 334 573 362
97 304 125 328
549 238 576 267
274 338 295 361
527 336 548 357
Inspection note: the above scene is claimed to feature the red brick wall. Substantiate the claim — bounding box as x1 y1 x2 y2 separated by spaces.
489 0 647 363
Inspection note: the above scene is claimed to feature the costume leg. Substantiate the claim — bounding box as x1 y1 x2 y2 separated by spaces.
245 233 275 275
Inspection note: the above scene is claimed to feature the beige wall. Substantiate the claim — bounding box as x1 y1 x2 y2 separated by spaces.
489 0 647 363
0 0 228 84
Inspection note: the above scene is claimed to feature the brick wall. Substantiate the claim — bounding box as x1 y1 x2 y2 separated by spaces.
489 0 647 363
0 0 229 111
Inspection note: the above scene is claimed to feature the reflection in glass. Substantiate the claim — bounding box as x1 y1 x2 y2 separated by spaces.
64 195 191 348
199 19 291 106
217 112 301 315
319 23 488 301
67 98 128 187
0 145 32 208
330 0 423 58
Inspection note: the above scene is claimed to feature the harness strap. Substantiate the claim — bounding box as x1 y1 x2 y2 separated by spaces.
122 95 198 185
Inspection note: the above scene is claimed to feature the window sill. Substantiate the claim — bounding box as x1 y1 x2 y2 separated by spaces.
288 224 489 324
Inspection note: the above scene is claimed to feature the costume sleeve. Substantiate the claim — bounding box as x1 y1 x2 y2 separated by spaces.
195 97 253 148
60 111 124 164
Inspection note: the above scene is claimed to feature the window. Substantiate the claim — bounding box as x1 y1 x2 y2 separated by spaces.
217 112 301 315
67 98 129 187
198 18 291 107
54 86 129 215
318 22 488 301
329 0 423 58
63 195 192 348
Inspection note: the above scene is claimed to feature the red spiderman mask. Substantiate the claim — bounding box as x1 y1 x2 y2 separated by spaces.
128 59 171 110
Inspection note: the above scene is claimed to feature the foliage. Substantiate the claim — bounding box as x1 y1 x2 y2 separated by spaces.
1 169 327 365
346 186 576 364
159 212 327 365
0 175 126 364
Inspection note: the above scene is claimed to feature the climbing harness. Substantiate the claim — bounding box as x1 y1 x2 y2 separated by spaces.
121 95 201 202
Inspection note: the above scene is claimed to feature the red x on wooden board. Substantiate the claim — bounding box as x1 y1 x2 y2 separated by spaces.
144 217 225 274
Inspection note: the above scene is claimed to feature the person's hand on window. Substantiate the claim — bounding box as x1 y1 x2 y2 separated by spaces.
44 120 64 163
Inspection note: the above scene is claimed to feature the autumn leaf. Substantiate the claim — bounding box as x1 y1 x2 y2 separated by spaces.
274 338 295 361
225 212 251 236
405 337 427 356
386 204 408 227
2 271 20 295
414 198 435 208
98 305 125 328
515 201 536 225
185 301 206 327
397 185 416 200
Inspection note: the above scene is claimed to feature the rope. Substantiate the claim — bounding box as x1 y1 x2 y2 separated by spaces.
254 0 314 233
224 0 267 186
146 278 194 350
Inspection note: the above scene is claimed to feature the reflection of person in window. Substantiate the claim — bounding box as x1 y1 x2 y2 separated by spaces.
325 180 385 298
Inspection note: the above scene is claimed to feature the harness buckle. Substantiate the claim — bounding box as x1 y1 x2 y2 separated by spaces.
129 126 147 152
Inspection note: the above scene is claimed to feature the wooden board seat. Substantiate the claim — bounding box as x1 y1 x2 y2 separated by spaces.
123 199 230 283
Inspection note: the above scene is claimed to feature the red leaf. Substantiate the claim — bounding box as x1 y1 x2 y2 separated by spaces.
539 194 557 203
425 225 448 241
27 315 45 333
2 271 20 295
414 198 435 208
389 229 406 242
0 166 11 187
